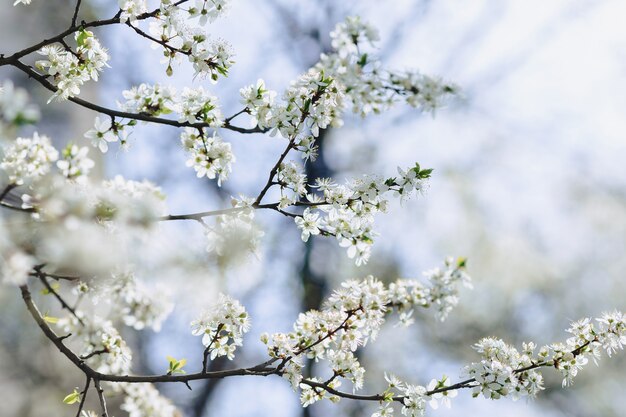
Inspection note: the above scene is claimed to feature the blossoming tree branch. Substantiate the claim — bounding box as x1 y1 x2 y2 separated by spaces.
0 1 624 417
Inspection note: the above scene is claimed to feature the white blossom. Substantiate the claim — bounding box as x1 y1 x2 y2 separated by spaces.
84 116 117 153
191 293 250 360
1 132 58 184
180 128 234 185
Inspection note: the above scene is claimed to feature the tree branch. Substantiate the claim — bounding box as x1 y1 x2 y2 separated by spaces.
74 376 91 417
70 0 82 28
8 60 264 135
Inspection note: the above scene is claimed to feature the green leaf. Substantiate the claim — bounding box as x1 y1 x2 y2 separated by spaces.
40 282 60 295
75 30 92 47
43 314 59 324
63 389 81 405
167 356 187 374
419 168 434 178
357 53 368 67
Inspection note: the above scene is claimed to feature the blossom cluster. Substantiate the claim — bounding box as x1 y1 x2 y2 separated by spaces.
288 163 433 265
317 16 458 117
389 257 472 323
118 83 177 117
54 301 178 416
0 81 39 140
57 143 95 183
204 196 265 261
0 132 58 185
121 383 178 417
36 30 109 101
191 293 251 360
57 314 133 375
464 338 544 400
180 128 234 184
261 259 471 404
148 0 233 79
241 69 344 140
119 0 148 23
99 271 174 331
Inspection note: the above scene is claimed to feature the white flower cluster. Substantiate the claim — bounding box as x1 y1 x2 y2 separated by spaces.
180 128 234 185
317 16 458 117
57 315 133 375
552 312 626 385
118 83 223 123
389 72 459 113
119 0 148 23
239 79 276 128
84 116 122 153
0 247 35 286
56 143 95 183
389 257 472 323
187 0 231 25
0 81 39 140
263 277 387 396
261 265 470 405
288 164 432 265
149 0 233 79
118 83 177 116
190 293 251 360
460 311 626 405
101 175 167 225
374 374 457 417
0 132 58 185
277 161 307 202
121 383 178 417
101 271 174 331
330 16 380 58
179 86 223 126
241 69 344 139
205 197 265 261
36 30 109 102
464 338 544 401
6 173 167 276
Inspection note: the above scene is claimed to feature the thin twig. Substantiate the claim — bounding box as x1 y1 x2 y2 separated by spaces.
9 60 265 135
74 376 91 417
0 184 16 201
71 0 83 28
36 272 85 326
94 379 109 417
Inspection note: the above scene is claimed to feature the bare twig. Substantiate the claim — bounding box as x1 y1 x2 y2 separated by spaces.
94 379 109 417
74 376 91 417
70 0 82 28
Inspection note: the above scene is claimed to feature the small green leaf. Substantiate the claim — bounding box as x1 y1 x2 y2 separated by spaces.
63 388 81 405
75 30 92 47
166 356 187 375
43 314 59 324
40 282 60 295
419 168 434 178
357 53 368 67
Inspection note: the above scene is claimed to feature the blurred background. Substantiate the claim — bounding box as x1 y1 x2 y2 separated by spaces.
1 0 625 416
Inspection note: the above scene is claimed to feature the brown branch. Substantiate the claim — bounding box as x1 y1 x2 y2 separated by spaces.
70 0 82 28
8 60 264 135
94 379 109 417
0 184 16 201
202 323 224 373
22 281 602 406
74 376 91 417
253 140 296 205
36 271 85 326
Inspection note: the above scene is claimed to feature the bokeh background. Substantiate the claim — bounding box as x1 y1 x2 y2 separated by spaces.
1 0 625 416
